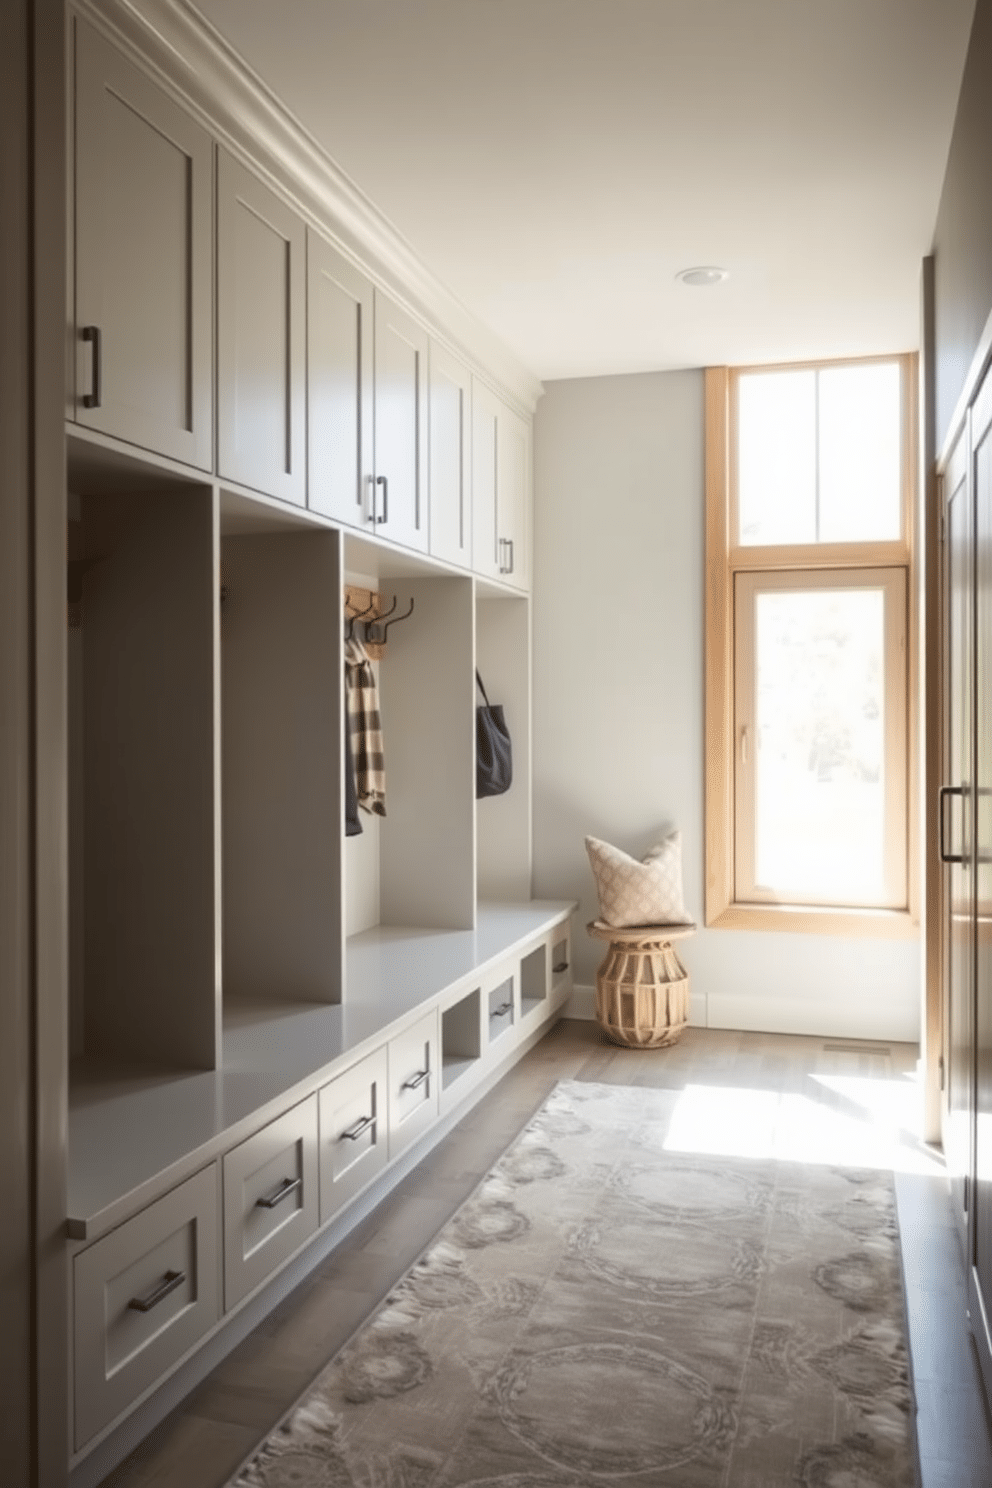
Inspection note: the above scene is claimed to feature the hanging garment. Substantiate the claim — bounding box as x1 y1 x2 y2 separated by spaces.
343 680 363 836
344 636 386 816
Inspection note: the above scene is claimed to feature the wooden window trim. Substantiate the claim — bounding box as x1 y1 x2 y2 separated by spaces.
704 358 920 937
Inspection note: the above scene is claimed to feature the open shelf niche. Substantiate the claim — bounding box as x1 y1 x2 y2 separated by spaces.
344 540 476 940
475 590 532 902
67 456 220 1075
219 494 344 1012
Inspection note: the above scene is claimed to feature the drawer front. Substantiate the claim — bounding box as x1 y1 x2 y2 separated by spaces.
319 1046 390 1223
486 969 517 1048
388 1011 439 1159
223 1095 319 1311
73 1164 218 1449
550 922 573 1003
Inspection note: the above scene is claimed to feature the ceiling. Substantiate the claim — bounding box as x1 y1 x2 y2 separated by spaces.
191 0 976 383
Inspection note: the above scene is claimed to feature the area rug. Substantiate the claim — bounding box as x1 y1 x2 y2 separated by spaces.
228 1079 916 1487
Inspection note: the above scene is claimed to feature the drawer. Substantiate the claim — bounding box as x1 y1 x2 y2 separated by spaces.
486 969 517 1048
73 1164 218 1449
319 1046 389 1223
388 1010 439 1159
550 922 573 1003
223 1095 319 1311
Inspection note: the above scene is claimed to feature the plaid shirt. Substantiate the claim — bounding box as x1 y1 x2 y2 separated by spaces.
344 637 386 816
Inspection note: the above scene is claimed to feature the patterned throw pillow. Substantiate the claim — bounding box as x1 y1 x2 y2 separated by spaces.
584 832 692 928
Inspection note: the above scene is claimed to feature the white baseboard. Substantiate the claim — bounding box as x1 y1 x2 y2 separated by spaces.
567 984 918 1044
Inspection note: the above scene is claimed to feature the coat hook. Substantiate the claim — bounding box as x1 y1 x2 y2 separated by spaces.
364 596 397 644
381 597 415 637
345 592 377 639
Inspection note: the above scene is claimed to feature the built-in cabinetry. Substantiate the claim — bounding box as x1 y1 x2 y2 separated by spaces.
940 356 992 1409
64 7 555 1481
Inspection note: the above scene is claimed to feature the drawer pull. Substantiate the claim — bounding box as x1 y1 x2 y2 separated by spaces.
81 325 102 409
402 1068 429 1092
552 961 569 974
340 1113 375 1142
127 1269 186 1314
255 1176 302 1210
492 1001 513 1018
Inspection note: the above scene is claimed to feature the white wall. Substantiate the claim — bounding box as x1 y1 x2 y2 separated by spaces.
532 371 921 1043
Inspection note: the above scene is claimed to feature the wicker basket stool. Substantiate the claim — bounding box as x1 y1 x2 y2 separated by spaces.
587 921 697 1049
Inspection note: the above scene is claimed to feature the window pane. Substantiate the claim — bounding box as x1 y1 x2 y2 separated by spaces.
819 362 902 542
738 371 816 545
754 588 886 901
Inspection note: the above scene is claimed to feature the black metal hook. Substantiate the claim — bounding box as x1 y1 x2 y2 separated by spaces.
363 596 397 644
345 593 378 639
380 597 415 637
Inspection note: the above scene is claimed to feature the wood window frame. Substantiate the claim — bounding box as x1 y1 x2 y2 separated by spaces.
704 356 920 937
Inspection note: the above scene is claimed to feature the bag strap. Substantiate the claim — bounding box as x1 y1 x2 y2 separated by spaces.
475 669 491 707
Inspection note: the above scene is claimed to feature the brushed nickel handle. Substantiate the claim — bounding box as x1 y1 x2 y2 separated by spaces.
492 1001 513 1018
402 1068 429 1091
256 1176 301 1210
127 1269 185 1313
376 474 388 523
340 1113 375 1142
552 961 569 974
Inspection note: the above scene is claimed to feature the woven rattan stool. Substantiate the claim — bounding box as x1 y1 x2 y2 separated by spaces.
587 921 697 1049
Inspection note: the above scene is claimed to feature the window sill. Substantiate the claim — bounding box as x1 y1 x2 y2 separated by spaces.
706 902 920 939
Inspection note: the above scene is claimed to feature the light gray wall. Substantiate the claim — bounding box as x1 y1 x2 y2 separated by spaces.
532 371 920 1042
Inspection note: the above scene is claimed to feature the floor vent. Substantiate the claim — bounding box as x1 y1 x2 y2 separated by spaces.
822 1042 892 1056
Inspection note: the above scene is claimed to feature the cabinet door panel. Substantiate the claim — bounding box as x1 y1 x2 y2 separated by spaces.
373 292 428 552
497 405 532 592
429 343 471 568
218 151 305 505
472 381 501 580
74 22 212 468
308 231 373 526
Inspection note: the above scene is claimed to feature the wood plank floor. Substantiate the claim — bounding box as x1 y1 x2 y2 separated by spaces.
93 1019 992 1488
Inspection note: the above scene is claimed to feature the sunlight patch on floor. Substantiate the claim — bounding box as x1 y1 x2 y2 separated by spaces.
663 1079 943 1174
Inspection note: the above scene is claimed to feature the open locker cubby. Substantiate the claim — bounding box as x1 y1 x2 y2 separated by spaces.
475 591 531 902
441 988 484 1094
67 467 219 1074
344 543 476 939
520 942 548 1021
219 496 343 1012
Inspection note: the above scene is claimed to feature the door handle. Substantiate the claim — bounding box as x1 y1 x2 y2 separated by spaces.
82 325 101 409
376 475 388 523
940 784 965 865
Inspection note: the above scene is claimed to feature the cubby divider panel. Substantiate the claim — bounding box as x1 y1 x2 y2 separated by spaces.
221 527 343 1005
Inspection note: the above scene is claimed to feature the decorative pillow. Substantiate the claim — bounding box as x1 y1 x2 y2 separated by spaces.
584 831 692 928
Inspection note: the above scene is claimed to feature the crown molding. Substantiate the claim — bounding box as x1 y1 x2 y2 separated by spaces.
72 0 544 414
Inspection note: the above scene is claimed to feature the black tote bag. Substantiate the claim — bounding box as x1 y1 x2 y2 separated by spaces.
476 670 512 798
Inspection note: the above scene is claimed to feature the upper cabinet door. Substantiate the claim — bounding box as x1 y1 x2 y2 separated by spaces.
428 342 472 569
217 150 305 506
372 291 428 553
472 380 501 581
471 380 531 591
307 231 373 527
73 22 213 470
497 403 531 592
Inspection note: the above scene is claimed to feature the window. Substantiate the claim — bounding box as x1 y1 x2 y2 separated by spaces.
705 356 917 934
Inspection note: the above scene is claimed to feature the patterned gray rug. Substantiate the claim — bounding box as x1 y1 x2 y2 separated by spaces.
229 1079 916 1487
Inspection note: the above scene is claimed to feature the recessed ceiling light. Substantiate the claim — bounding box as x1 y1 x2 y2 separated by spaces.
677 266 729 287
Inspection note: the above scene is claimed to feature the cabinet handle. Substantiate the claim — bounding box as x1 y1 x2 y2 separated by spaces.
402 1068 429 1091
367 474 377 524
940 784 966 865
552 961 569 974
491 1000 513 1018
255 1175 302 1210
497 537 508 573
506 538 514 574
340 1113 375 1142
82 325 101 409
376 474 388 523
127 1269 185 1313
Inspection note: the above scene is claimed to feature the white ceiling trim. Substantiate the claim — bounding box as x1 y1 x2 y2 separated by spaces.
74 0 544 412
